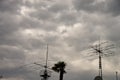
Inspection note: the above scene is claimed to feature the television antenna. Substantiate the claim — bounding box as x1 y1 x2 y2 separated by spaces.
91 39 114 80
87 39 115 80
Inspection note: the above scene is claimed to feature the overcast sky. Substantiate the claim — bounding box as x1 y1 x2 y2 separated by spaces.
0 0 120 80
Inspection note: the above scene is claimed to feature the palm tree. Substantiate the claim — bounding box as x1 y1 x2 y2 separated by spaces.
52 61 66 80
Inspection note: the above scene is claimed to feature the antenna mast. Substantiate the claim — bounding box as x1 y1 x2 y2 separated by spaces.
98 37 102 79
90 38 115 80
46 44 48 68
33 44 52 80
116 71 118 80
40 44 51 80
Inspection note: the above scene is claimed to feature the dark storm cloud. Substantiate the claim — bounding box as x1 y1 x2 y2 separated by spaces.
0 13 19 37
0 0 29 79
72 0 104 13
29 8 53 21
20 16 58 31
48 2 68 13
0 0 23 14
72 0 94 11
54 11 78 25
0 0 24 46
0 14 31 50
107 0 120 16
0 45 25 60
72 0 120 16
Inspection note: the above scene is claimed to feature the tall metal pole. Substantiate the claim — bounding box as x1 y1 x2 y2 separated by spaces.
46 44 48 68
116 71 118 80
43 44 50 80
39 44 50 80
99 53 102 79
34 44 51 80
45 44 48 80
90 38 114 80
98 38 103 80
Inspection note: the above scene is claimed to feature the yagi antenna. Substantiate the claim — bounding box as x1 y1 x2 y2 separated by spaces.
86 38 115 80
91 39 114 79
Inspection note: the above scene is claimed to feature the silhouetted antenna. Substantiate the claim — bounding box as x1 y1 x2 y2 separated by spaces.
88 38 115 80
91 39 114 78
46 44 48 68
116 71 118 80
34 44 51 80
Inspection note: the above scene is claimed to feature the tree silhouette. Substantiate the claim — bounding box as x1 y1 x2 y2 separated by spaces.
52 61 66 80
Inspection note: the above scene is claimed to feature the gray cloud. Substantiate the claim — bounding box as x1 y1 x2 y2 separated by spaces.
72 0 120 16
0 0 120 80
107 0 120 16
0 0 23 14
48 2 68 13
72 0 96 12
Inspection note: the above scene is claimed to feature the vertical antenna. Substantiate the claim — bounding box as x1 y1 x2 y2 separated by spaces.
116 71 118 80
98 36 103 79
34 44 51 80
42 44 50 80
46 44 48 68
